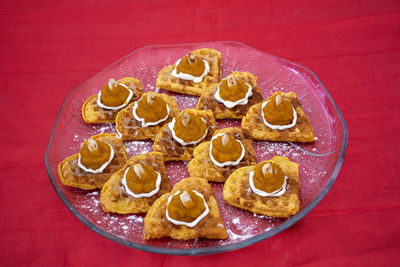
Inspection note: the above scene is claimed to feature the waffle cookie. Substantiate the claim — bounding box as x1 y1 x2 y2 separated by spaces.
223 156 300 218
100 152 172 214
156 48 222 96
153 109 217 161
58 133 129 190
242 92 315 142
82 77 143 124
187 127 257 183
143 177 228 240
197 71 263 119
115 92 180 141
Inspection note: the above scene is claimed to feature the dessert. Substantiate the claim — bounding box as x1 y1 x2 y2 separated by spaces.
156 48 221 96
58 133 128 190
82 77 143 123
153 108 217 161
115 92 179 141
187 127 257 182
197 71 263 119
100 152 172 214
223 156 300 218
144 177 228 240
242 92 315 142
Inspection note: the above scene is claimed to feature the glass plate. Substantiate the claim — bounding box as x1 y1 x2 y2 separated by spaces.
45 41 348 255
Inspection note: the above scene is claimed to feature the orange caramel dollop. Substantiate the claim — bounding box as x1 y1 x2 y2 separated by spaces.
211 134 243 163
176 54 206 77
79 139 111 170
263 94 294 125
167 190 206 223
173 112 208 143
100 82 130 107
135 93 168 124
218 77 249 102
125 163 158 194
253 162 285 193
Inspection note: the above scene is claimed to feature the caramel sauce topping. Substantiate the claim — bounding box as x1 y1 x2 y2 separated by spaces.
176 53 206 77
263 94 294 125
136 93 168 123
80 139 111 170
125 163 158 194
167 190 206 223
173 112 208 143
253 162 285 193
219 76 249 102
100 80 130 107
211 133 243 163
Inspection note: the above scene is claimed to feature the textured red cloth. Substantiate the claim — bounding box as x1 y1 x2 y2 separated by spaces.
1 0 399 266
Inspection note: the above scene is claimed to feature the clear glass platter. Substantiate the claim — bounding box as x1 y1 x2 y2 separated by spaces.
45 41 348 255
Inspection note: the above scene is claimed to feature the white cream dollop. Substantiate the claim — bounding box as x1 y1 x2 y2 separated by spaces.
168 117 208 146
121 166 162 198
261 100 297 130
97 80 134 110
131 96 171 127
248 170 287 197
77 142 115 174
214 80 253 108
165 190 210 228
209 133 245 167
171 58 210 83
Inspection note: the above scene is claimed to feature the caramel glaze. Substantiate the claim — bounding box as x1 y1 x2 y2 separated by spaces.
253 162 285 193
173 112 208 143
80 140 111 170
135 94 168 124
263 94 294 125
176 55 206 77
218 79 249 102
167 190 206 223
100 84 130 107
211 134 243 163
125 163 158 194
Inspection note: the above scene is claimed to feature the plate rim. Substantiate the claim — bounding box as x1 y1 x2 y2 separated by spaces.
44 40 348 255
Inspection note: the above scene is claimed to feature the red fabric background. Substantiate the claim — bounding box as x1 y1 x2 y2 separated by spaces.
1 0 399 266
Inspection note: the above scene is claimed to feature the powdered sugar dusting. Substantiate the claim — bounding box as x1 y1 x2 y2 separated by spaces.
254 141 301 162
174 94 199 110
124 141 153 156
76 190 145 236
91 124 116 135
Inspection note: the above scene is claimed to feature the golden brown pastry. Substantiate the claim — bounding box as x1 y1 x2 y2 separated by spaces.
223 156 300 218
115 92 179 141
100 152 172 214
187 127 257 182
143 177 228 240
82 77 143 124
197 71 263 119
242 92 314 142
156 48 221 96
153 108 217 161
58 133 128 190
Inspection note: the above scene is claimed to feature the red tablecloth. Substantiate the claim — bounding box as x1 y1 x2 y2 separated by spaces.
1 0 399 266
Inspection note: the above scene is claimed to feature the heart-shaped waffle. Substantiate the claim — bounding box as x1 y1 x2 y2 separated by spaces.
188 127 257 183
100 152 172 214
197 71 263 119
82 77 143 124
58 133 128 190
115 92 179 141
223 156 300 218
156 48 221 96
144 177 227 240
242 92 315 142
